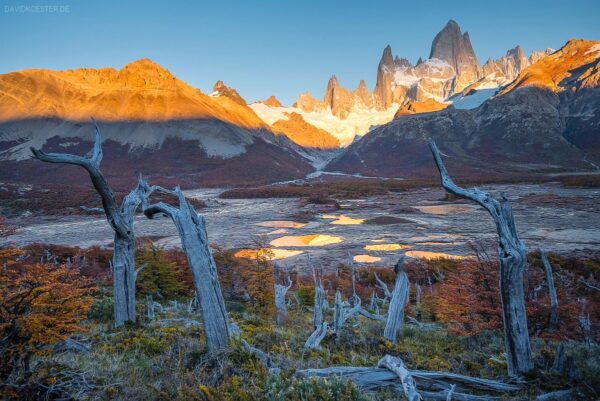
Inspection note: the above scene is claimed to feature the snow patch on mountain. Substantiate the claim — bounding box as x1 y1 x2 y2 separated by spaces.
585 43 600 56
249 103 291 125
451 88 498 109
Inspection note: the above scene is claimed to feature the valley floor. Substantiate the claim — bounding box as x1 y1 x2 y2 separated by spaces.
3 183 599 270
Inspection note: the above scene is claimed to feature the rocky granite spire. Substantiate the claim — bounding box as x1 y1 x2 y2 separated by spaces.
494 46 529 81
429 19 481 92
323 75 358 119
374 45 399 109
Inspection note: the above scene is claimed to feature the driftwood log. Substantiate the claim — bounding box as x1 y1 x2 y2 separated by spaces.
143 186 230 352
31 121 151 327
428 139 533 376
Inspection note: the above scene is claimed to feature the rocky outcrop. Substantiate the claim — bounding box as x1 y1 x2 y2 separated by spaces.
480 46 552 86
328 39 600 178
271 112 341 149
294 92 325 112
394 98 448 117
529 48 555 65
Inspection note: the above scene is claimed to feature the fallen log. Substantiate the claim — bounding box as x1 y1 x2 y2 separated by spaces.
297 354 522 401
378 355 422 401
535 389 573 401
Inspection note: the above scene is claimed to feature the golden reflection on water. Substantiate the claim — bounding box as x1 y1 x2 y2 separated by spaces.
405 250 466 260
353 254 381 263
270 234 344 247
364 244 410 251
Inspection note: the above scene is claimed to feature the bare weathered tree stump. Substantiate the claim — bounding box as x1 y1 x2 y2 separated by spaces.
143 186 230 352
428 139 533 376
31 121 151 327
539 248 559 331
384 258 410 343
304 322 329 350
274 276 292 325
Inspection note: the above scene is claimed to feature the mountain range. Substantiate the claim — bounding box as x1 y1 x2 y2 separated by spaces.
0 20 598 190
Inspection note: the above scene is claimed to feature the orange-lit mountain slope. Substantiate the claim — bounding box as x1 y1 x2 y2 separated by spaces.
0 58 266 129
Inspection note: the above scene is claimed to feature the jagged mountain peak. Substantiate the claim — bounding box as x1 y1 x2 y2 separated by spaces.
260 95 283 107
118 58 176 84
429 19 480 92
122 57 165 70
380 45 394 66
446 19 460 29
327 75 340 87
211 80 247 106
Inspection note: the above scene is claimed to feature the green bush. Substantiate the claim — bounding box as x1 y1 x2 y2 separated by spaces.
87 295 113 322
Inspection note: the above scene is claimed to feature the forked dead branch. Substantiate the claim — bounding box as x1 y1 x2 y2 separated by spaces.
31 121 152 327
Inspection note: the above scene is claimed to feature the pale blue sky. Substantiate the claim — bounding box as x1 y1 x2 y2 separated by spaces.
1 0 598 105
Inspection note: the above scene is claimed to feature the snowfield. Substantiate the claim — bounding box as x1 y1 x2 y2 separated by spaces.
250 102 399 146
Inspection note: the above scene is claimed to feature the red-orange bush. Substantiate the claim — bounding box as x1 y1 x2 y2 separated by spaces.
0 248 95 380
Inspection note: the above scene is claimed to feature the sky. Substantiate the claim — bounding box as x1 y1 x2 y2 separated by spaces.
1 0 599 105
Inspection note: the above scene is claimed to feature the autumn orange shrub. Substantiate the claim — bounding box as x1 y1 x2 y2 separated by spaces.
435 258 503 334
430 250 600 341
0 248 95 380
213 242 275 313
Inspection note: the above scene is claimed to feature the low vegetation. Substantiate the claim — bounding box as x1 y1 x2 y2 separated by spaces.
219 174 600 201
1 242 598 400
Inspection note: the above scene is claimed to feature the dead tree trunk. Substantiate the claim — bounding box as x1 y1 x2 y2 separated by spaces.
304 322 329 350
539 248 559 331
428 139 533 376
415 283 422 310
578 298 592 346
384 258 410 343
311 266 326 330
274 276 292 326
374 271 392 303
147 295 155 321
31 121 150 327
143 186 230 352
347 252 357 305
